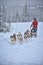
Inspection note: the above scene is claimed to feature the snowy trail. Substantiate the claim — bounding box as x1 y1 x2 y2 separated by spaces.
0 22 43 65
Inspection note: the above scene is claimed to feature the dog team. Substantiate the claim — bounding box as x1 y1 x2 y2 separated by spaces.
10 29 31 44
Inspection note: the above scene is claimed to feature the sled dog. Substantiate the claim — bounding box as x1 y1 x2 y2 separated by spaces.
17 32 23 44
24 30 31 40
10 33 16 44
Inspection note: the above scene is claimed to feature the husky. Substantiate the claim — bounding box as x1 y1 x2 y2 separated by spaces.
10 33 16 44
17 32 23 44
24 30 31 40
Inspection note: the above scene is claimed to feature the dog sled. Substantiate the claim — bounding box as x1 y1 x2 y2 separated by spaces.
30 28 37 37
30 32 37 37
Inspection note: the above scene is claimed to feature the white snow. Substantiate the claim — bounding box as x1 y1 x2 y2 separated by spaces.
0 22 43 65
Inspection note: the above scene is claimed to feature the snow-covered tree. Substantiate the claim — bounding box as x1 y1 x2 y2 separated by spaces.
15 11 20 22
12 15 16 22
22 2 30 22
0 6 4 32
2 5 6 23
7 16 11 23
0 5 11 32
12 11 20 22
0 6 2 26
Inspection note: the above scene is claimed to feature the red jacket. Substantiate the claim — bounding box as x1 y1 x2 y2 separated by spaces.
32 20 38 28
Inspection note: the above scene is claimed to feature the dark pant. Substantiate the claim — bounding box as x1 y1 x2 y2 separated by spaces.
31 27 37 33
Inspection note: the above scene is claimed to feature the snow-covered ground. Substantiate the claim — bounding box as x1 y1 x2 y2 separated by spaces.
0 22 43 65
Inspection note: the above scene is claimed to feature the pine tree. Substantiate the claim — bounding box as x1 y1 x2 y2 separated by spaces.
0 5 11 32
0 6 4 32
22 2 30 22
0 6 2 26
12 15 16 22
2 5 6 23
15 11 20 22
7 16 11 23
